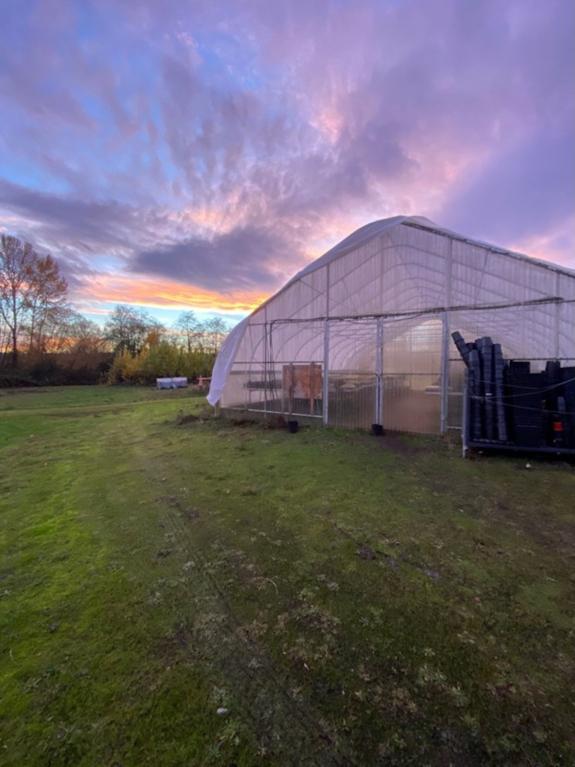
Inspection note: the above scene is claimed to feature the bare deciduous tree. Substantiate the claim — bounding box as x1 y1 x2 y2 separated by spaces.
175 310 203 352
174 311 229 354
25 254 68 353
0 235 36 366
0 236 68 366
104 304 164 354
203 316 228 354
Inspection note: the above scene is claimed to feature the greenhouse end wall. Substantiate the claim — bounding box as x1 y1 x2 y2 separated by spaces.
216 219 575 434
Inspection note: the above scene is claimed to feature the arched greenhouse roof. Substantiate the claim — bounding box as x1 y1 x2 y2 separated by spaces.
208 216 575 408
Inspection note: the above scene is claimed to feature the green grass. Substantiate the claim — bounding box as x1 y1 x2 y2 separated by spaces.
1 385 574 766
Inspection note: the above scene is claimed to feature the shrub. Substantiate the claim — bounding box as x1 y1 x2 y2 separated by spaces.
107 342 215 385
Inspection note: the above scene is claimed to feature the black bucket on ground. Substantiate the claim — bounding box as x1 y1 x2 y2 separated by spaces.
288 420 299 434
371 423 384 436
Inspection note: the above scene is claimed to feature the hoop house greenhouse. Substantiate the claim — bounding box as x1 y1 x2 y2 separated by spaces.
207 216 575 434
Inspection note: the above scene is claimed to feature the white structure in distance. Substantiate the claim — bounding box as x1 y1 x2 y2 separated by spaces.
157 377 188 390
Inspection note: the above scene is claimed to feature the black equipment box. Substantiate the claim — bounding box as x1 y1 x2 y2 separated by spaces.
452 332 575 456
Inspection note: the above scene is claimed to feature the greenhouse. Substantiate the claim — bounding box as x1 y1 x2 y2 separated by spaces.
207 216 575 434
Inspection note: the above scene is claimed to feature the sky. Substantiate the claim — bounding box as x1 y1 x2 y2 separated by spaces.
0 0 574 327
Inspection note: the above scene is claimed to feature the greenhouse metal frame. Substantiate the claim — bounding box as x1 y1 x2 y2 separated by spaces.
208 216 575 434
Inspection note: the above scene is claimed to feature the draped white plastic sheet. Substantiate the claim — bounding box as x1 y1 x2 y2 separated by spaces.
208 217 575 433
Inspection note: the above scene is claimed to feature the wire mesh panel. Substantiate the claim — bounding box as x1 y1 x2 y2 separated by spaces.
268 320 325 418
274 363 323 417
222 363 323 417
220 365 250 410
221 364 270 411
328 372 377 428
327 319 377 428
558 274 575 359
382 318 443 433
245 362 275 414
447 357 466 429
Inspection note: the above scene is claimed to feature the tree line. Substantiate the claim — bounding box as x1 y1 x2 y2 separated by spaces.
0 235 230 386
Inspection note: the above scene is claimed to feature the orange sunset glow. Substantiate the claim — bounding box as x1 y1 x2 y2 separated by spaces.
75 274 267 316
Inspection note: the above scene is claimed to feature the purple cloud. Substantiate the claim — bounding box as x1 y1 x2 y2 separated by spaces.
441 128 575 244
0 0 573 319
132 226 298 293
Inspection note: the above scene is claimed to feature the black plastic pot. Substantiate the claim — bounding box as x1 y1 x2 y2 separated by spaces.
288 420 299 434
371 423 385 436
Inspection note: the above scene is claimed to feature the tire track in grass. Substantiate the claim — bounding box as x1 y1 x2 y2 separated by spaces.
123 410 359 767
116 411 356 764
155 490 358 767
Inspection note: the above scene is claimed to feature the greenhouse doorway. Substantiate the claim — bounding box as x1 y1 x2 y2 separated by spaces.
380 318 443 434
323 317 444 434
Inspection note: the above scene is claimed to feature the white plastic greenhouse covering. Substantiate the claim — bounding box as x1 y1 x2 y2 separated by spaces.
208 216 575 434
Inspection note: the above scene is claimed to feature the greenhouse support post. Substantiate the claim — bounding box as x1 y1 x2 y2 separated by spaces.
322 321 330 424
263 320 268 415
554 272 561 358
440 237 453 434
322 265 331 425
375 318 383 426
440 312 450 433
461 369 469 458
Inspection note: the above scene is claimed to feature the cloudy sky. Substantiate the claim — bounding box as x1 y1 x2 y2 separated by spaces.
1 0 573 325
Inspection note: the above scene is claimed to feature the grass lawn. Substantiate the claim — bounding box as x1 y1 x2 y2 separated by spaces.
1 385 574 766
